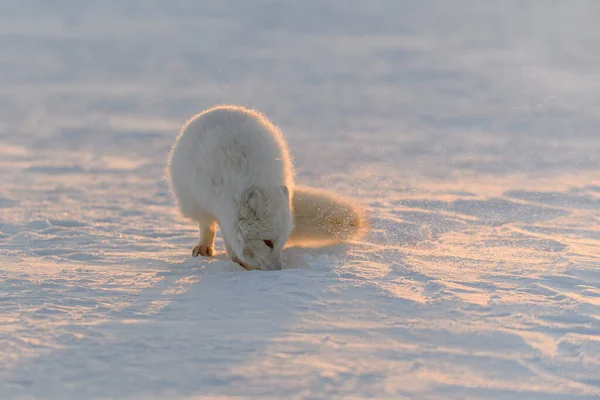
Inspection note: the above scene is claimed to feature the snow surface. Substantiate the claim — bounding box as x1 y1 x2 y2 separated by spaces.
1 1 600 399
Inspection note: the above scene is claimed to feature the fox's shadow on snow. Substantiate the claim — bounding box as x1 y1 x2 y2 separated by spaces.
3 244 350 398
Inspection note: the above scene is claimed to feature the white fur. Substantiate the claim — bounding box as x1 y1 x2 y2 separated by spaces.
168 105 294 271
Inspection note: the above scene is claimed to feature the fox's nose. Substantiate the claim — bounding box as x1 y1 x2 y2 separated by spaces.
268 258 283 271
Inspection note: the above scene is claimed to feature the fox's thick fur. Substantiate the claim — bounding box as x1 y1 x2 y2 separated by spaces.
167 105 366 270
289 185 367 247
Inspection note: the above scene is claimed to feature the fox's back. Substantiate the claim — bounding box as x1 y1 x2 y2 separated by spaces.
168 106 294 215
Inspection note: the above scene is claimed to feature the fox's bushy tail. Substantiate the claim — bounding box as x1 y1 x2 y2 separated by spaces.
288 185 368 247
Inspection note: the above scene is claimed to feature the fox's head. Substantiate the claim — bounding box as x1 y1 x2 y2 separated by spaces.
233 185 293 271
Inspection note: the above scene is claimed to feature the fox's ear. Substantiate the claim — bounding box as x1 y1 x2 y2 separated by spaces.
240 186 263 218
282 185 290 198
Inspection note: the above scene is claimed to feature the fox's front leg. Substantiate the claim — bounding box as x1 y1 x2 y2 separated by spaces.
192 215 216 257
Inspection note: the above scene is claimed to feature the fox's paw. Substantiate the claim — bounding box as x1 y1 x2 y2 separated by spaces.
192 245 214 257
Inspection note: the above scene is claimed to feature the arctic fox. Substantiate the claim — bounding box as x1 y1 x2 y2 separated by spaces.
168 105 293 271
167 105 366 270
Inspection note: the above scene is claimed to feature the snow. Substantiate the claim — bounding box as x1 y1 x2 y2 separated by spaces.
1 1 599 399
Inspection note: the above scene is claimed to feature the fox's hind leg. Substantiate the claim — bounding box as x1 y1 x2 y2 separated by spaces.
192 214 216 257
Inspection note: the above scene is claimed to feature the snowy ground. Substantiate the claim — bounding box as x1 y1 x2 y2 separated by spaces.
1 1 600 399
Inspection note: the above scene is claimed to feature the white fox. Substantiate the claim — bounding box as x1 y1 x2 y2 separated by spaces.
167 105 366 270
